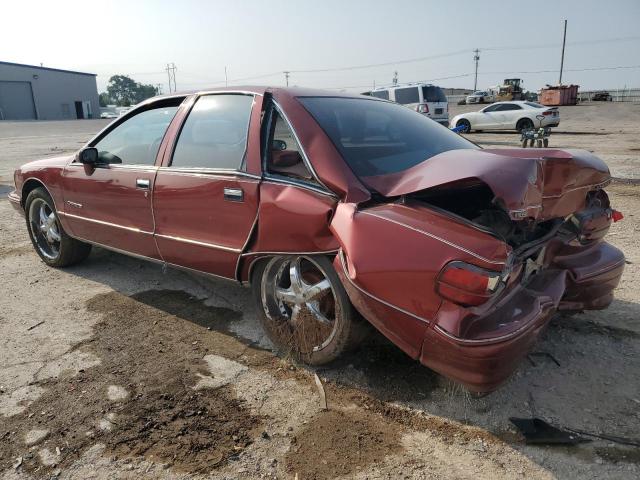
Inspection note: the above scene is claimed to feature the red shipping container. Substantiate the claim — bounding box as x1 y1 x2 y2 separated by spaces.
539 84 579 106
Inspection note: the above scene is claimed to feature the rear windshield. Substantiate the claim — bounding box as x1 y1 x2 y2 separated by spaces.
422 86 447 103
298 96 476 179
525 102 544 108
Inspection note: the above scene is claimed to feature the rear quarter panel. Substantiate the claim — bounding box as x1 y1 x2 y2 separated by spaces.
330 201 510 357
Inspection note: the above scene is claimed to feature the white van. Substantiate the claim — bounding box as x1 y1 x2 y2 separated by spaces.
367 84 449 126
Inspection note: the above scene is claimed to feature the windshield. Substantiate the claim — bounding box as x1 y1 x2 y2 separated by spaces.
298 96 476 179
422 86 447 103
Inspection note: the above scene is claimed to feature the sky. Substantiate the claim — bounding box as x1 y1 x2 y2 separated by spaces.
2 0 639 94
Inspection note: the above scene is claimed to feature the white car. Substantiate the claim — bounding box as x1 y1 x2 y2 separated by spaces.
466 91 495 104
100 111 118 119
451 101 560 132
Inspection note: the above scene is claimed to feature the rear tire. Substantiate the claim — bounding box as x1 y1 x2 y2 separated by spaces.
25 187 91 267
517 118 534 132
251 255 365 365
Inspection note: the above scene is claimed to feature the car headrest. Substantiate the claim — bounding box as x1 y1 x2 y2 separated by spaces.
272 150 303 167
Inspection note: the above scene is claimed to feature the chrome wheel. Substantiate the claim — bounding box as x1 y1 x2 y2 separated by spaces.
260 256 339 355
28 198 61 260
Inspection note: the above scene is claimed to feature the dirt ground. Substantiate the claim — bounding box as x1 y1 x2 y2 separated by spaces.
1 103 639 479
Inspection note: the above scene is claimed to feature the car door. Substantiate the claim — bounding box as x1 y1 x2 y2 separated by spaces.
476 104 501 128
495 103 523 129
60 99 183 258
152 93 261 280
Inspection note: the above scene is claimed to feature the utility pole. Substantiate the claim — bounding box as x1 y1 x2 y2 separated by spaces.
284 71 290 86
155 83 163 95
165 63 177 93
473 49 480 91
224 66 228 87
559 19 567 85
392 71 398 85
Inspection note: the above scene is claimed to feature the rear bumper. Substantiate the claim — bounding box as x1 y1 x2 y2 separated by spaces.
419 241 624 392
8 190 23 216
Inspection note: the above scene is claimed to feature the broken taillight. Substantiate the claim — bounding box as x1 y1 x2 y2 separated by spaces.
435 261 501 307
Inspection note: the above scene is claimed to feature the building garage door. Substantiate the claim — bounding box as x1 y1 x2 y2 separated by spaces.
0 81 36 120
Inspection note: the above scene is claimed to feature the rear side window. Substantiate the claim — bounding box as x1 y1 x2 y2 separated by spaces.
370 90 389 100
299 97 476 178
171 94 253 169
394 87 420 105
422 86 447 103
266 110 314 182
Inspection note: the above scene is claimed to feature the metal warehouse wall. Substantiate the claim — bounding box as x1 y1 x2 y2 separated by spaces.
0 62 100 120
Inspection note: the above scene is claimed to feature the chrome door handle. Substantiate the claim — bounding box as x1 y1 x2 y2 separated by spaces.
224 187 244 202
136 178 150 189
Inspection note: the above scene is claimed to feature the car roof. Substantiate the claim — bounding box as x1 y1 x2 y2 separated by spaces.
148 85 373 102
370 83 437 91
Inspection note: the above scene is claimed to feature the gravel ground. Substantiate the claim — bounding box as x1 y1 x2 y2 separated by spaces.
1 105 639 479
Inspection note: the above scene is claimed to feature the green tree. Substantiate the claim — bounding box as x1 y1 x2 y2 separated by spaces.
106 75 138 106
134 83 158 103
105 75 159 106
98 92 112 107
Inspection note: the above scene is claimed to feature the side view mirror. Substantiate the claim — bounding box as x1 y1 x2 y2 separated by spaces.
79 147 99 164
272 139 287 151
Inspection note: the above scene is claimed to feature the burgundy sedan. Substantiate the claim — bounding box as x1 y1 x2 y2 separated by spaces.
9 87 625 393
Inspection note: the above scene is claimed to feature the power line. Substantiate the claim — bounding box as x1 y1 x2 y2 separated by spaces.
289 50 469 74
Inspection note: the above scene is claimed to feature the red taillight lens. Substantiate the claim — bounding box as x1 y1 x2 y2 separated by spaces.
436 261 502 307
416 104 429 113
612 209 624 222
542 110 553 116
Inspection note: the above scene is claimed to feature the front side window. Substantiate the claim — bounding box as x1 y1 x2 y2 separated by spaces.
171 94 253 169
497 104 522 111
394 87 420 105
93 104 179 165
482 104 500 112
266 110 314 182
299 96 476 179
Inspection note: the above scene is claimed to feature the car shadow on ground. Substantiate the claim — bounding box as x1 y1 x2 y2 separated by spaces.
60 246 640 476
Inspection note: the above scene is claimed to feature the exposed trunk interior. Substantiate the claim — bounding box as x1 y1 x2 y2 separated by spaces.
405 181 567 251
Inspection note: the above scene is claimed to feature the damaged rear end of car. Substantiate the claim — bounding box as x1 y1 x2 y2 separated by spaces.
330 148 625 393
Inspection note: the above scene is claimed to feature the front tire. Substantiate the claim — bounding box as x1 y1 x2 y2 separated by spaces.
251 255 363 365
25 188 91 267
456 119 471 133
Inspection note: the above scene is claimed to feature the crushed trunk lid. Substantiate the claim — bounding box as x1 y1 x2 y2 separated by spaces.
362 148 610 222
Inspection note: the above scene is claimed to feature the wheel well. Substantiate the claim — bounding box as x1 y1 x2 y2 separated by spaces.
245 255 270 285
456 118 470 126
244 253 339 286
516 117 533 128
21 179 48 207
